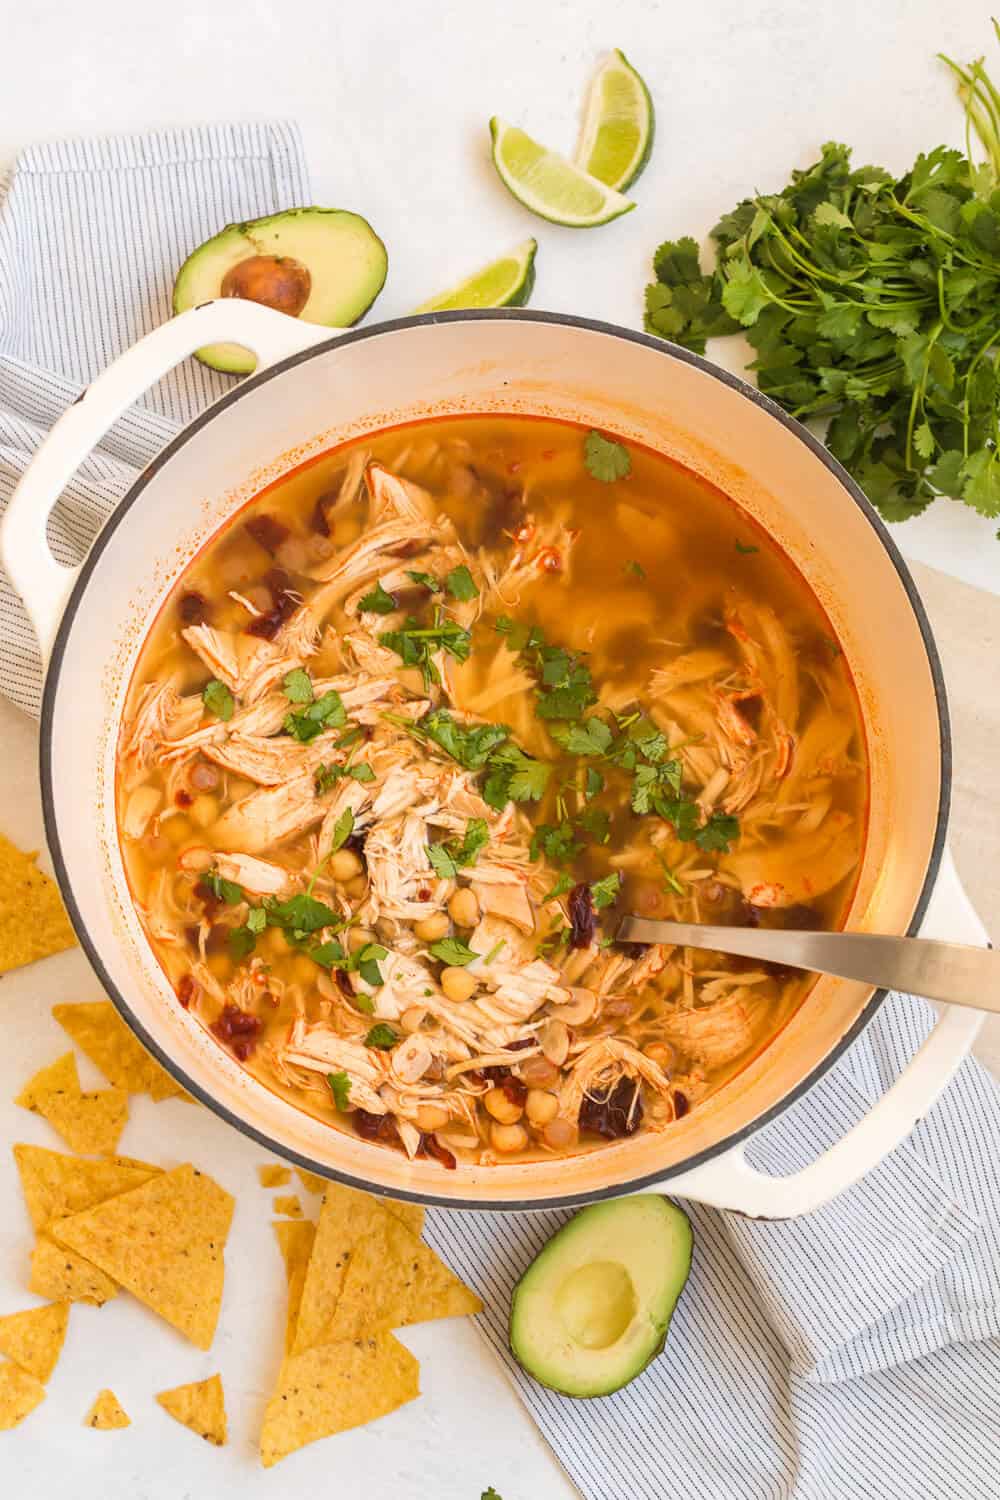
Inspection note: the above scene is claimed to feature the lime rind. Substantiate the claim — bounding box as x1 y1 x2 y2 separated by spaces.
575 48 655 193
413 239 538 313
489 118 635 228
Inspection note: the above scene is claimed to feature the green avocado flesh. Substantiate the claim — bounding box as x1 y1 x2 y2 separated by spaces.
510 1196 692 1397
172 207 388 374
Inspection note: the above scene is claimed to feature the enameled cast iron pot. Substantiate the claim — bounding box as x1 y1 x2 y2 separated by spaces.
2 301 989 1216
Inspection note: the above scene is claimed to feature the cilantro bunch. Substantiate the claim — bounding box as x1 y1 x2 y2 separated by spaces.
645 34 1000 528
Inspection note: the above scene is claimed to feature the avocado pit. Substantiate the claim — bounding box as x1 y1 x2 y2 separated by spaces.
221 255 312 316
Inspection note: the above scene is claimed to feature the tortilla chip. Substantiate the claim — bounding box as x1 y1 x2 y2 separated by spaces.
274 1220 316 1352
0 1360 46 1429
0 833 75 975
260 1333 419 1467
52 1001 183 1102
157 1373 227 1445
273 1194 302 1219
258 1164 290 1188
52 1164 234 1349
292 1185 382 1354
382 1199 425 1238
16 1052 128 1155
14 1144 160 1232
85 1389 130 1429
296 1168 327 1195
0 1301 68 1382
30 1236 118 1306
329 1211 481 1341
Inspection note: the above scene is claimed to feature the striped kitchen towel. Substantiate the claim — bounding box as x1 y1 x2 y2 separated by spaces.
1 126 999 1500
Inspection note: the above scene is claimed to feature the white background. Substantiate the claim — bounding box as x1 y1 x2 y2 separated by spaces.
1 1 997 1496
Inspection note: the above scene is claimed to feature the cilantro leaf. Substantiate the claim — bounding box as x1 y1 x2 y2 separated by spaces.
735 540 759 555
694 812 741 852
406 569 441 592
427 817 490 878
429 936 478 966
417 709 511 770
354 943 388 987
328 807 355 853
284 690 347 742
365 1023 397 1050
265 893 342 934
315 761 375 794
358 580 398 614
584 430 632 483
380 611 472 690
201 870 244 905
202 679 234 722
591 871 622 909
530 821 582 864
228 925 257 960
544 873 575 901
624 559 646 579
444 564 479 601
282 667 314 703
327 1071 351 1110
483 743 552 807
550 716 613 756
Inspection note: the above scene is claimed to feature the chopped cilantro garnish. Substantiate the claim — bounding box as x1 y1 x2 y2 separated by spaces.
578 805 611 843
429 936 478 966
354 942 388 987
327 1071 351 1110
282 667 314 703
202 679 234 722
624 559 646 579
735 540 759 555
536 922 571 957
584 429 632 483
591 871 622 909
358 580 397 614
530 821 582 865
380 609 472 690
694 812 741 852
483 743 552 808
365 1023 397 1050
201 870 244 905
354 992 376 1015
417 709 510 770
544 873 575 901
265 893 342 934
482 939 507 965
284 689 347 742
314 761 375 795
444 563 479 601
227 925 257 960
427 817 490 879
656 853 685 896
406 569 441 592
328 807 356 853
585 766 605 799
549 716 613 756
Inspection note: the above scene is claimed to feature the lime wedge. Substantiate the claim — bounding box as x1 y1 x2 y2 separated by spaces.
489 119 635 228
413 238 537 312
575 49 655 193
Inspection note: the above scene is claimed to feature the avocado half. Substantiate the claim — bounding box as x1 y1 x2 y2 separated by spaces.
510 1196 692 1398
173 207 388 375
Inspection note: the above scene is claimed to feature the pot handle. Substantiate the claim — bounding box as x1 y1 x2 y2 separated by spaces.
1 300 331 663
653 847 988 1218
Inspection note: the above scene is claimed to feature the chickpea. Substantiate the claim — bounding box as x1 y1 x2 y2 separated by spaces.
265 927 292 957
525 1089 559 1126
206 952 232 982
542 1117 578 1151
416 1102 451 1132
345 875 368 899
440 966 477 1004
400 1007 427 1034
519 1054 560 1089
413 910 450 943
164 815 192 846
291 955 316 985
490 1121 529 1154
330 849 364 882
484 1086 523 1125
347 926 376 953
447 887 480 929
188 794 218 829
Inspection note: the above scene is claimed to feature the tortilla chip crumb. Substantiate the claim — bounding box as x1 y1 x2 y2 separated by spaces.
0 1360 46 1430
156 1374 227 1445
0 1301 69 1383
260 1335 418 1467
257 1164 291 1188
0 833 75 975
51 1164 234 1349
16 1052 128 1155
273 1194 302 1218
296 1168 327 1196
29 1236 118 1306
52 1001 184 1101
85 1389 130 1429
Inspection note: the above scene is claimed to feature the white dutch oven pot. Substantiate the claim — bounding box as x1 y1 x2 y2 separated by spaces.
2 301 989 1216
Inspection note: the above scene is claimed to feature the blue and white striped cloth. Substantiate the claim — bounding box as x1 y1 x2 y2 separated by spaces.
1 126 998 1500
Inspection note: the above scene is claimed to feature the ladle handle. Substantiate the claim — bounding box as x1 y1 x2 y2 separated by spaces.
638 849 988 1219
1 301 329 664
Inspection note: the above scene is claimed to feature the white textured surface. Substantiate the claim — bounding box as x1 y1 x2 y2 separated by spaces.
0 0 996 1495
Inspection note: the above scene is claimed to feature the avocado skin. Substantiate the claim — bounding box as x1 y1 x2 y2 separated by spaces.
508 1195 693 1399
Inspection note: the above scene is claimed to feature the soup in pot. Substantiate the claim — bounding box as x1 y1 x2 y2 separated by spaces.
117 416 867 1168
